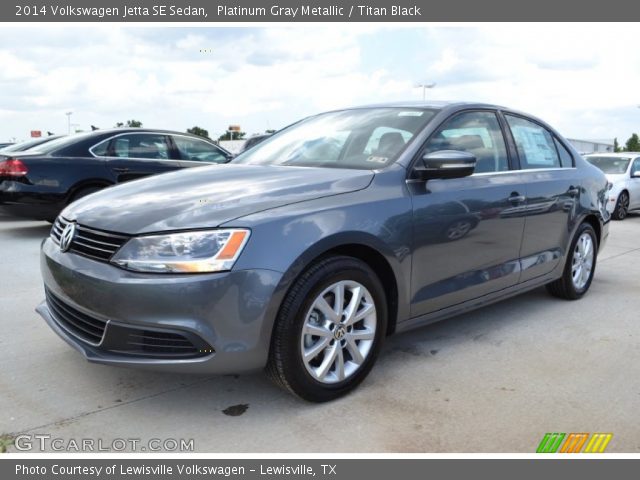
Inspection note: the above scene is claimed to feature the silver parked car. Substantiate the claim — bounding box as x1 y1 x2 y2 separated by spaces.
585 153 640 220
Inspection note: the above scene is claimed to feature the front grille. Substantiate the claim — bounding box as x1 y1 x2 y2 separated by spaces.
43 289 213 359
50 216 129 262
45 289 107 344
122 329 206 358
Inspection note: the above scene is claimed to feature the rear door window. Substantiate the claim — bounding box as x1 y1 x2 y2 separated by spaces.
173 136 229 164
505 115 561 169
554 138 575 168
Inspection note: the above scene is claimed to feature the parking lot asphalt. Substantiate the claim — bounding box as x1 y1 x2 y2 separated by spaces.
1 212 638 453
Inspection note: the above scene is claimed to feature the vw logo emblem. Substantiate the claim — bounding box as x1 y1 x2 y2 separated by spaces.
334 325 346 341
59 223 76 252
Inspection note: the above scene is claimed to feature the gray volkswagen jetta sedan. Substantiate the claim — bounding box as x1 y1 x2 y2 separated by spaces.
38 102 610 401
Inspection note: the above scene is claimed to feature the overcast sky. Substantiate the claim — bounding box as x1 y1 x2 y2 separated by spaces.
1 24 638 143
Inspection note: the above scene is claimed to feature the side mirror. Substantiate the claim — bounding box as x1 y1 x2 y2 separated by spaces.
413 150 476 180
632 170 640 178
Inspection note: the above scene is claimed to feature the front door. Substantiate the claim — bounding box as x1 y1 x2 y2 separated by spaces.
409 110 526 317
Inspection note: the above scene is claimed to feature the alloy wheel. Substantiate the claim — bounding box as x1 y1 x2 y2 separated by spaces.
300 280 377 384
571 232 594 290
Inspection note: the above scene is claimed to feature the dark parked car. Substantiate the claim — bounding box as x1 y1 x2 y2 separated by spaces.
38 102 609 402
0 135 64 154
0 129 232 221
240 134 272 153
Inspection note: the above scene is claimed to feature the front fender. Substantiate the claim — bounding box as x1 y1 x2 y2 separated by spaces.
225 175 414 343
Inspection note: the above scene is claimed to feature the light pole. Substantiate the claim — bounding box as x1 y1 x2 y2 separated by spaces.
416 83 436 101
65 111 73 134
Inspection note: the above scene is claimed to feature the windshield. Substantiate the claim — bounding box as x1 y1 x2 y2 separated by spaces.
586 156 631 174
0 136 62 153
233 108 438 170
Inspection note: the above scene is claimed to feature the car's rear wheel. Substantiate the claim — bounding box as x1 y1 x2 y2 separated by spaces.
266 256 387 402
612 191 629 220
546 222 597 300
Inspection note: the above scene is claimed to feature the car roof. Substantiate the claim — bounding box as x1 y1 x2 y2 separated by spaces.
345 100 511 111
585 152 640 158
14 128 231 157
334 101 558 127
81 127 213 138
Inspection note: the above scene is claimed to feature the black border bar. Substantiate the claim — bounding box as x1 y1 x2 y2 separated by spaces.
4 0 640 22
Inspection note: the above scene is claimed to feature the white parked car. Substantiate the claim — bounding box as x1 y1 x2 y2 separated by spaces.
585 153 640 220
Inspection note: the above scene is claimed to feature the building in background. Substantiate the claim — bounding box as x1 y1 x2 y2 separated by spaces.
568 138 614 155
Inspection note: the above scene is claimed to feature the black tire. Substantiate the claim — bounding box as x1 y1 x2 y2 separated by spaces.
546 222 598 300
69 186 103 205
266 255 388 402
612 191 629 220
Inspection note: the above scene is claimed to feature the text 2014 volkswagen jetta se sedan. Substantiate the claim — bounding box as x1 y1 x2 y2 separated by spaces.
38 102 609 401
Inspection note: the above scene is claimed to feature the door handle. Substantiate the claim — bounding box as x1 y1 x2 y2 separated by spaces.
113 167 130 173
508 193 526 204
567 187 580 197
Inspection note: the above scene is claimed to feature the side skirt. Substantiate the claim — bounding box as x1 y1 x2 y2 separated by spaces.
395 270 560 334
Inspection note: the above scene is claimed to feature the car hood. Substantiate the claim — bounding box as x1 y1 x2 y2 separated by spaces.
604 173 627 183
63 164 374 234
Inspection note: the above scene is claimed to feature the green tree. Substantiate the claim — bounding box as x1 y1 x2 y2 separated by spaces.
613 137 621 152
217 131 246 141
115 120 143 128
186 126 210 139
625 133 640 152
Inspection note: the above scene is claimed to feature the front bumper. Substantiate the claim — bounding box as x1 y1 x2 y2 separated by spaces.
38 237 284 374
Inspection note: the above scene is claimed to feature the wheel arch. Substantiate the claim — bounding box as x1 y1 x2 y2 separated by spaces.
263 232 407 352
582 214 602 249
317 243 399 336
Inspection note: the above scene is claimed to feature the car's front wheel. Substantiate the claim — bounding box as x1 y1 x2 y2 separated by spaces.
267 256 387 402
546 222 597 300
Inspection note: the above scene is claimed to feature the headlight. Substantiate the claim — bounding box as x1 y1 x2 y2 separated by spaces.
111 229 250 273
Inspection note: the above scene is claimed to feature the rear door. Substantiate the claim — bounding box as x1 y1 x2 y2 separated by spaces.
409 110 526 317
94 133 182 183
502 113 580 282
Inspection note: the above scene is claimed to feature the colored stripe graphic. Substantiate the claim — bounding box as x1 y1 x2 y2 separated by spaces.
537 433 613 453
560 433 589 453
584 433 613 453
536 433 565 453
